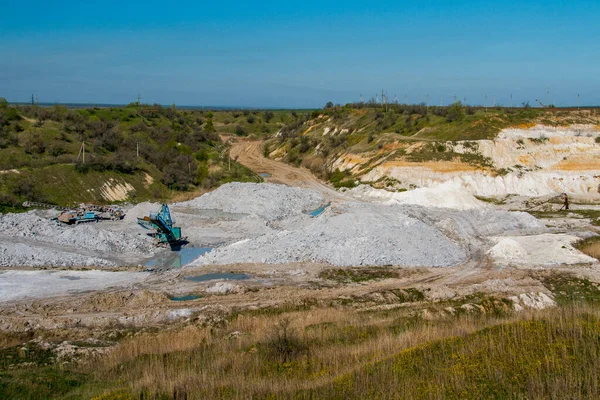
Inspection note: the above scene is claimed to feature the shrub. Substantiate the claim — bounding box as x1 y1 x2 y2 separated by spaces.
446 101 465 122
161 154 198 190
234 125 247 136
263 318 308 363
22 132 46 154
263 111 274 122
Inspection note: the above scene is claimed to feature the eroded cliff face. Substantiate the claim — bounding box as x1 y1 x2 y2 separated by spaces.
346 125 600 198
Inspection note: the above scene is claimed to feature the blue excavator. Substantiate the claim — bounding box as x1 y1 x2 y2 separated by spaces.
137 204 184 246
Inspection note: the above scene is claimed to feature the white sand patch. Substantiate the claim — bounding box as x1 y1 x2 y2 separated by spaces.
347 183 487 210
487 234 596 266
498 124 599 139
205 282 239 294
100 179 135 201
385 183 486 210
0 270 149 302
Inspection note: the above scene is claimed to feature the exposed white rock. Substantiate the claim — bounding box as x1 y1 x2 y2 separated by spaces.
487 234 596 266
509 292 556 311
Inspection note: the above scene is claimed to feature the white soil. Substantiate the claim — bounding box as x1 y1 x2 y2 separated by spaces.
347 182 487 210
0 270 149 302
487 233 596 266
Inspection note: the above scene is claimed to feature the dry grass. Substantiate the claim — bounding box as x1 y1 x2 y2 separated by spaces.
576 236 600 260
169 188 211 202
3 300 600 399
82 302 600 399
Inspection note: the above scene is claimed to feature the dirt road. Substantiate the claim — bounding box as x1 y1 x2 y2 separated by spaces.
230 140 352 202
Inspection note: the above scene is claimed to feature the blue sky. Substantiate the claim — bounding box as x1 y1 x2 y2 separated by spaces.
1 0 598 108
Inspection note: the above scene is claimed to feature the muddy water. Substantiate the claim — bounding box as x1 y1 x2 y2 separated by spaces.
183 273 251 282
145 247 212 269
170 294 202 301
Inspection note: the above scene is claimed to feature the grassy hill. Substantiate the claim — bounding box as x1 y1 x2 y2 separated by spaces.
0 100 307 210
264 103 600 187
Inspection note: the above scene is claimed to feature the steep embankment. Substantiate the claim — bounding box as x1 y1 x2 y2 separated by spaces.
266 106 600 199
361 124 600 197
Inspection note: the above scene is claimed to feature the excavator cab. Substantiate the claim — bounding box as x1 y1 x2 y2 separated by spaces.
138 204 184 246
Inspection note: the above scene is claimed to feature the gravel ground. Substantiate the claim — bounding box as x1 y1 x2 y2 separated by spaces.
0 241 116 268
195 202 467 267
175 182 326 221
0 211 158 267
0 183 585 269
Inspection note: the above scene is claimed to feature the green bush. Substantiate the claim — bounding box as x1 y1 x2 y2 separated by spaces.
234 125 247 136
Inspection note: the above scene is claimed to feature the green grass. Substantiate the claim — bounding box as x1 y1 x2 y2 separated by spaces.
319 267 402 283
473 195 507 205
0 164 166 205
543 274 600 305
0 343 94 400
305 309 600 399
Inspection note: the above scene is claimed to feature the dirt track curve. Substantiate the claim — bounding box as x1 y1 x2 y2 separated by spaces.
230 139 353 203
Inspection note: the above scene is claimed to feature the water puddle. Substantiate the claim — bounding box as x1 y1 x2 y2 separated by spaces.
170 294 202 301
59 276 81 281
259 172 272 178
184 272 251 282
308 203 330 217
145 247 212 269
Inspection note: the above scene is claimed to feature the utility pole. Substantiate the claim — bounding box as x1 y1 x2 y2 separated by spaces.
405 94 408 106
485 95 488 113
76 141 86 164
31 94 34 105
510 93 513 108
